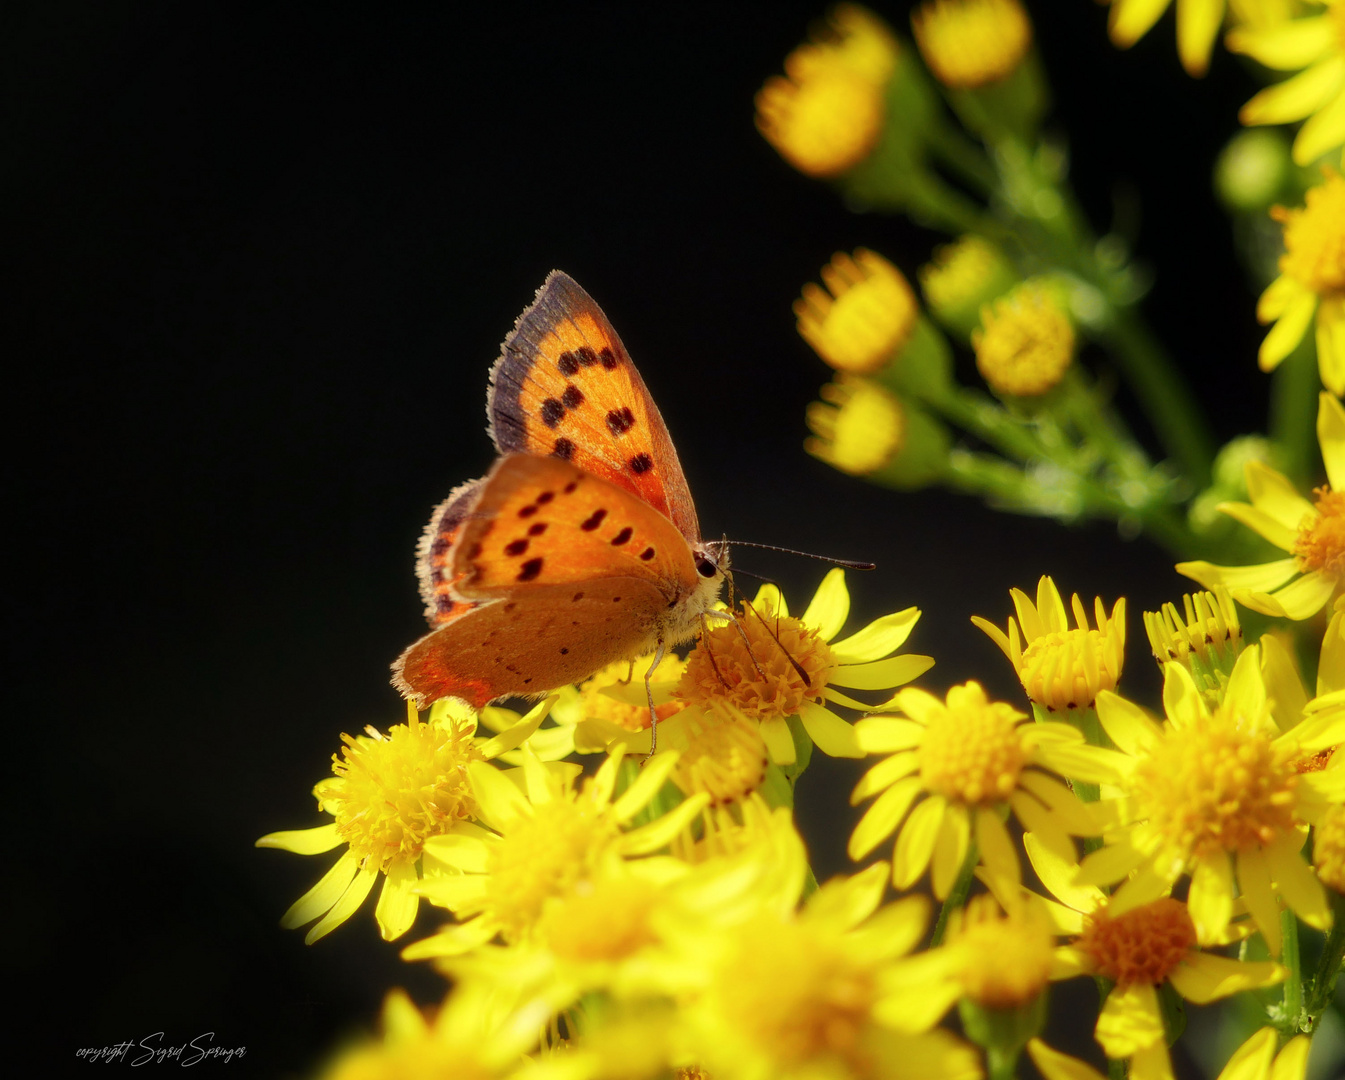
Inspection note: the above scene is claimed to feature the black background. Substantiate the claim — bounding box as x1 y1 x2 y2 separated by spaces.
9 2 1271 1076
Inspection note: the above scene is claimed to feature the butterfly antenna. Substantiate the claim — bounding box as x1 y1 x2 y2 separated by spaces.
737 592 812 688
722 540 875 571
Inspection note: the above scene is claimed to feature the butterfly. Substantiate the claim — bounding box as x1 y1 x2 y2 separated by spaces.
391 272 729 746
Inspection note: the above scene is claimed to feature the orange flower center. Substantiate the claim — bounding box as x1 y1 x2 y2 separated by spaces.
677 609 836 721
1274 173 1345 297
1295 486 1345 578
1077 898 1196 986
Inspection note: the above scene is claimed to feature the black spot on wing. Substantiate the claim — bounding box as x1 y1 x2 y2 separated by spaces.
610 527 632 546
629 453 652 475
552 437 574 461
606 407 635 435
517 558 544 582
540 399 564 428
580 508 607 531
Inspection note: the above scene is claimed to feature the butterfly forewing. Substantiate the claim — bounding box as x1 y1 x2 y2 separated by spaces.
488 271 701 543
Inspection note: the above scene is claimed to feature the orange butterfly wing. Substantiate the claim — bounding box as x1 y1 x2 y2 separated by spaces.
392 454 706 709
487 271 701 543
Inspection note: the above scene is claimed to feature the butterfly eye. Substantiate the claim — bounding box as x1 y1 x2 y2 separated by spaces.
695 554 718 579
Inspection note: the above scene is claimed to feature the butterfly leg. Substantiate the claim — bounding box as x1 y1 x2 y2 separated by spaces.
644 640 666 756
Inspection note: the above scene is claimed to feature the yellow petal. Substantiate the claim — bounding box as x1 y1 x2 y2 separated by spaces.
1241 56 1345 125
802 567 850 640
612 748 678 821
1168 951 1286 1004
849 775 923 858
893 793 945 889
1266 830 1331 929
1019 770 1101 835
761 716 796 764
1187 849 1233 945
852 749 919 803
1095 980 1164 1057
1226 13 1335 69
1163 661 1207 728
1259 289 1317 370
829 607 921 662
1237 846 1283 955
256 822 343 855
374 861 420 941
931 803 970 899
619 792 710 855
305 861 379 944
799 700 863 757
854 716 925 754
1271 1036 1312 1080
1024 829 1105 913
1296 85 1345 165
1110 0 1174 49
1176 0 1223 76
1320 391 1345 489
829 653 935 690
975 807 1021 886
1253 569 1336 620
1097 689 1165 753
1214 1027 1277 1080
281 850 359 929
1027 1038 1107 1080
1257 273 1300 322
1176 556 1301 592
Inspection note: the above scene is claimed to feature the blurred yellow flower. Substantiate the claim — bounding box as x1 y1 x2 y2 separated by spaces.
796 249 919 374
756 5 898 178
1252 173 1345 394
1228 1 1345 165
912 0 1033 88
972 279 1076 397
806 377 906 475
1178 393 1345 619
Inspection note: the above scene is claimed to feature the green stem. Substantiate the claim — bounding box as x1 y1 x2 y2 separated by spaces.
985 1043 1020 1080
925 123 998 196
1280 909 1303 1038
1091 308 1215 487
930 839 980 947
1306 891 1345 1023
1269 335 1322 489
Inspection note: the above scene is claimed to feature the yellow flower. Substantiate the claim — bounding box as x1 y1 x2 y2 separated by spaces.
918 235 1018 339
756 6 898 178
981 836 1286 1080
659 859 984 1080
796 249 919 375
405 746 708 958
1249 173 1345 393
1228 1 1345 165
316 984 548 1080
675 569 934 766
806 377 906 475
1209 1027 1311 1080
972 279 1076 397
255 698 549 944
1178 393 1345 619
972 576 1127 716
1142 586 1244 704
912 0 1033 88
1079 648 1345 954
1108 0 1227 77
849 681 1105 895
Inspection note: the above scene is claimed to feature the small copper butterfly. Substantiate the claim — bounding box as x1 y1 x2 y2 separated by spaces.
392 272 728 731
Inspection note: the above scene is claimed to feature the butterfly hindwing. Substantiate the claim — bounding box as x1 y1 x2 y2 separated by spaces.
488 271 701 543
449 453 700 599
391 576 673 709
416 476 486 626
